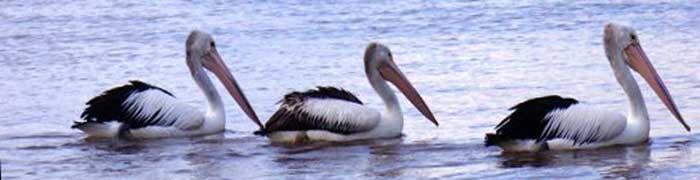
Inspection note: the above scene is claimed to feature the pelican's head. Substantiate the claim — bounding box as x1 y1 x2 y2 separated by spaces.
603 23 689 131
185 30 263 129
363 42 439 126
186 30 221 71
604 23 646 67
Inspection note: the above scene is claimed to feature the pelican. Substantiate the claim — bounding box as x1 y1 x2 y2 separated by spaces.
72 30 263 139
485 23 690 152
254 42 438 143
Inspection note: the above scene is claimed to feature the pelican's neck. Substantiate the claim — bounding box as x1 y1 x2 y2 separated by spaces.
367 69 403 127
191 67 225 122
609 51 649 130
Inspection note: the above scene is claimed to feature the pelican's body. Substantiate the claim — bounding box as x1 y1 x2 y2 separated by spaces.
73 31 262 139
486 23 690 152
73 80 225 138
256 43 438 143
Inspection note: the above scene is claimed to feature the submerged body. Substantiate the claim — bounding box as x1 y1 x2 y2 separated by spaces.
256 43 438 143
73 31 262 139
486 23 689 152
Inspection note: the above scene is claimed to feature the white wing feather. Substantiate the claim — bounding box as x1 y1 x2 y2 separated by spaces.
542 104 627 143
124 89 204 130
301 99 381 132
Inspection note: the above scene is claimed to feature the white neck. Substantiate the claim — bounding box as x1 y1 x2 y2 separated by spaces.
367 69 403 131
609 51 650 132
191 66 225 124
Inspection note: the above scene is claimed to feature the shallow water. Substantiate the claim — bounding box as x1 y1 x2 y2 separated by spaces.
2 0 700 179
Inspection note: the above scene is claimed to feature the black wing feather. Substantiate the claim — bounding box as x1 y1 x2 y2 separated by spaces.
289 86 363 104
255 86 364 135
486 95 578 146
73 80 174 129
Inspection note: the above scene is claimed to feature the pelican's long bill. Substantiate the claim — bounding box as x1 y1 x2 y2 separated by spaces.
624 42 690 131
379 58 439 126
204 48 264 129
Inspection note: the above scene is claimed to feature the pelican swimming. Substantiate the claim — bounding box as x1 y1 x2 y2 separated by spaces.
72 30 263 139
254 42 438 143
485 23 690 152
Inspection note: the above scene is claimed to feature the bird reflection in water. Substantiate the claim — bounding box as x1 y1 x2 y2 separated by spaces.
498 143 654 178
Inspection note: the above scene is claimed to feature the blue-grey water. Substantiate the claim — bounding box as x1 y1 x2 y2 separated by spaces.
2 0 700 179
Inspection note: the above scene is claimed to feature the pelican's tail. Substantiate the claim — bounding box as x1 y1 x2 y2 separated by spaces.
72 121 121 138
485 133 506 147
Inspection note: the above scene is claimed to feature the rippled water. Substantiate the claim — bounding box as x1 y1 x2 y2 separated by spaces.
2 0 700 179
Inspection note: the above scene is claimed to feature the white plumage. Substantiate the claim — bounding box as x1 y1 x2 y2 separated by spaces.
124 89 204 130
301 99 381 132
73 81 221 139
542 104 627 144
